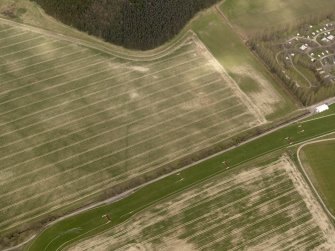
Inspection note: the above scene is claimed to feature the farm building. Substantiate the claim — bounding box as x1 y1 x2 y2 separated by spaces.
327 35 334 41
315 104 329 113
300 45 307 51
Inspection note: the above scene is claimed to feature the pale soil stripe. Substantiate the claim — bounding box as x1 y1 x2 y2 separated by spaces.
0 84 231 184
0 112 256 213
0 46 195 87
199 202 306 250
0 57 204 134
0 56 200 119
0 100 241 201
0 65 208 151
77 165 286 248
104 169 287 242
69 163 287 249
0 50 96 80
147 190 297 249
0 40 60 58
0 48 87 77
264 223 318 251
0 44 71 67
0 122 254 232
0 51 199 118
0 31 29 42
0 118 253 230
0 47 193 83
0 27 15 33
0 54 106 116
228 209 309 251
116 187 296 250
0 56 111 98
0 54 200 109
112 176 291 244
0 35 45 50
0 78 226 164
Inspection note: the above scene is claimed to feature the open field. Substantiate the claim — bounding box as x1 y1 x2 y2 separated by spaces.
220 0 335 35
26 99 335 251
190 10 298 120
0 19 266 234
68 157 335 251
299 139 335 215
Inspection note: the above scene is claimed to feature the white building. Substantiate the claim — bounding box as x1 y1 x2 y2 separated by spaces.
327 35 334 40
300 45 307 51
315 104 329 113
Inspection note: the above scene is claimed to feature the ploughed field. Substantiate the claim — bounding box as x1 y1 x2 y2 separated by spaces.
68 158 335 251
0 21 262 232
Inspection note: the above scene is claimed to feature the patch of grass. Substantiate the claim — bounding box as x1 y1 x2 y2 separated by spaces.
301 140 335 214
221 0 335 34
190 10 298 120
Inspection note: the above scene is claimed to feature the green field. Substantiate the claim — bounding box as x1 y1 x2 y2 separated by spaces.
67 158 334 251
221 0 335 34
0 20 266 234
190 10 297 120
300 140 335 215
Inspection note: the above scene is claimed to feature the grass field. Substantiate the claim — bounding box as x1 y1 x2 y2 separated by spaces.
190 10 297 120
300 140 335 215
67 158 335 251
0 19 268 234
221 0 335 35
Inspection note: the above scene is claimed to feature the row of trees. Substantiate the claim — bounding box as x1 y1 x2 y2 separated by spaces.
32 0 220 50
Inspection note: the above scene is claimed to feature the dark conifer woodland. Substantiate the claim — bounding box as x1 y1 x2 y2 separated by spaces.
32 0 220 50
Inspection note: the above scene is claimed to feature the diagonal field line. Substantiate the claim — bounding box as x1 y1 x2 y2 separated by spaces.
0 72 220 162
0 44 71 67
0 111 250 216
0 47 195 97
2 111 250 205
0 27 16 33
0 90 237 193
0 117 254 230
0 59 205 150
0 31 28 42
0 49 196 104
0 55 111 98
1 157 286 218
0 101 243 206
0 46 194 84
0 35 45 50
0 56 202 131
0 50 197 118
0 49 91 78
0 77 225 179
0 48 195 105
0 40 60 58
0 59 206 130
116 181 295 249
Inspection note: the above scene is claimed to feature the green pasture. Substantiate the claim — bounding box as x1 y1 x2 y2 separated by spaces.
301 140 335 215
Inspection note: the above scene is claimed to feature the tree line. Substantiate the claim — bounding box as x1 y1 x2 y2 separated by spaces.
32 0 220 50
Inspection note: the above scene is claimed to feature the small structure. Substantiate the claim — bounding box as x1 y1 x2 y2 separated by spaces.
327 35 334 41
315 104 329 113
300 44 308 51
322 37 329 42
